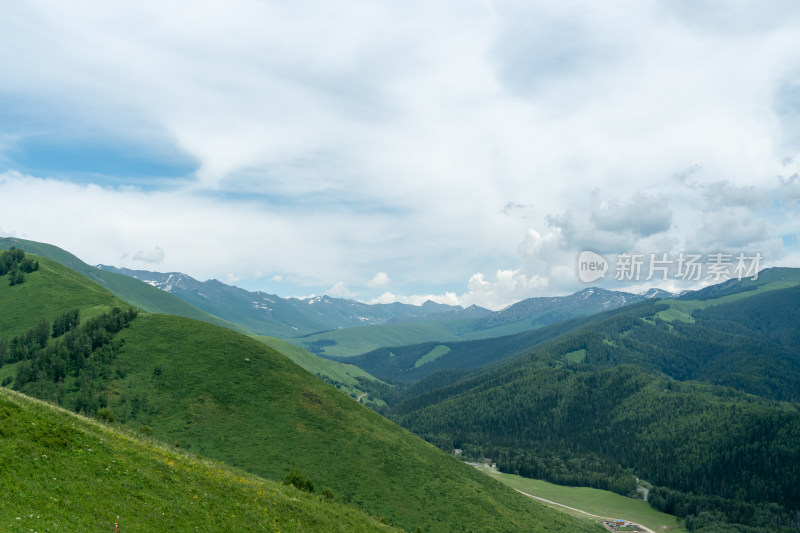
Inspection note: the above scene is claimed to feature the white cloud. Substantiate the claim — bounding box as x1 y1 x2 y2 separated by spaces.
326 281 357 299
2 2 800 309
132 246 165 264
690 207 771 250
370 291 461 307
0 171 379 285
590 193 673 237
366 272 390 289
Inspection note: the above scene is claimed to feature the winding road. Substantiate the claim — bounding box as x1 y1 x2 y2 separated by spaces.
512 488 658 533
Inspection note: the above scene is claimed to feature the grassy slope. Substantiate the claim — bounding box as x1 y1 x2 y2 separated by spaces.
0 244 389 412
414 345 451 368
0 255 126 337
290 317 577 357
0 259 600 532
110 314 601 533
459 318 547 340
657 269 800 323
482 469 687 532
0 256 125 386
290 322 464 358
0 387 399 533
253 335 389 404
0 238 245 333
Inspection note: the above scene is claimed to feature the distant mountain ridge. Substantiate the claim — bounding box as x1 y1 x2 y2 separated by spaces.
0 237 245 333
639 287 677 299
474 287 656 330
98 265 678 354
97 265 491 337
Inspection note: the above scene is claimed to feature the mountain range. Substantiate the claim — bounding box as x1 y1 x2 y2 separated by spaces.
97 263 668 357
384 267 800 532
97 264 491 337
4 237 800 532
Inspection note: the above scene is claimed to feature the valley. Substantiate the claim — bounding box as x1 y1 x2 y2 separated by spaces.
3 238 800 532
0 243 602 532
4 7 797 533
474 466 687 533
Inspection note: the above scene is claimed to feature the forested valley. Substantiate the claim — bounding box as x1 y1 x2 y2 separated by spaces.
384 281 800 532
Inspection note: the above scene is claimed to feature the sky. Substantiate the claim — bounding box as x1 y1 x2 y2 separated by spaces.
1 0 800 310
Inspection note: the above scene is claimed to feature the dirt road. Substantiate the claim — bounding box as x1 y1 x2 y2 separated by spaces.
512 488 658 533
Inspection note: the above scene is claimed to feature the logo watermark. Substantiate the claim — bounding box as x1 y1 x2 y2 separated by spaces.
577 251 762 283
577 250 609 283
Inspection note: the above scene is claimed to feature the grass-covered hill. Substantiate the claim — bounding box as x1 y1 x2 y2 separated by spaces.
0 252 127 338
254 335 391 406
0 239 388 404
293 321 466 358
0 251 601 533
0 237 245 333
0 387 400 532
334 315 600 387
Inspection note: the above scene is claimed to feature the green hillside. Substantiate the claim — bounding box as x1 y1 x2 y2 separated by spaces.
0 251 601 533
0 237 245 333
105 315 599 532
657 267 800 323
388 279 800 532
254 335 391 405
0 243 389 411
459 317 553 340
0 253 125 337
290 321 464 358
338 315 597 386
0 387 399 532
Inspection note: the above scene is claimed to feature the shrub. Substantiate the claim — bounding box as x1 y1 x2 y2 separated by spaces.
96 407 115 423
284 467 315 492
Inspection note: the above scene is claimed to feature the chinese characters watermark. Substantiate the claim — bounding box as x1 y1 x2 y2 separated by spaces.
577 251 762 283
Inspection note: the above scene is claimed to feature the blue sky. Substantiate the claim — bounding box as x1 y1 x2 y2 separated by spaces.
1 0 800 309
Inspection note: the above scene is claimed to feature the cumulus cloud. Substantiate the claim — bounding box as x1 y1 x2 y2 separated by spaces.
590 193 673 237
690 207 771 250
701 181 768 209
2 3 800 308
370 291 461 307
372 173 795 309
132 246 165 264
0 171 392 286
460 270 550 310
366 272 390 288
325 281 357 299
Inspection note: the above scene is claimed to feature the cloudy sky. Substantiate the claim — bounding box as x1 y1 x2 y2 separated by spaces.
2 0 800 309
